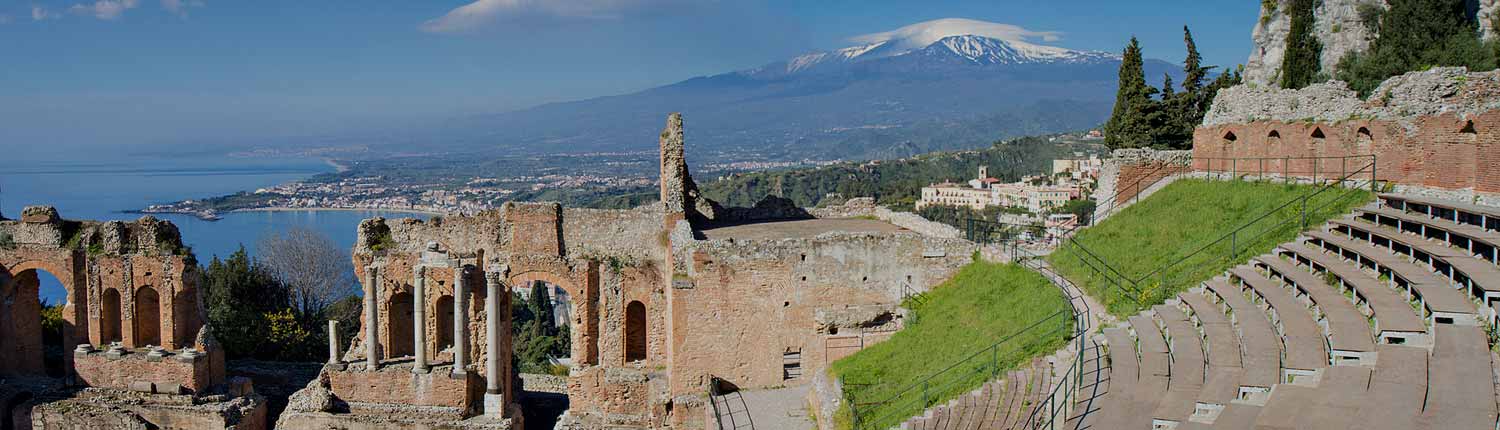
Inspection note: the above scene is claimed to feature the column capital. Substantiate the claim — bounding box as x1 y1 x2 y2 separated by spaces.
414 265 427 277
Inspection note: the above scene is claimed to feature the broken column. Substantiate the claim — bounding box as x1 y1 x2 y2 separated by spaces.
364 265 380 370
452 266 469 377
413 265 428 373
484 270 504 417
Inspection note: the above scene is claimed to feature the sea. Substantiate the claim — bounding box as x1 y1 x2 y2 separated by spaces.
2 153 429 303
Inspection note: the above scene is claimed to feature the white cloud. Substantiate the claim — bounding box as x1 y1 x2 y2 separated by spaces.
68 0 142 20
161 0 204 17
848 18 1065 52
420 0 692 33
32 6 58 21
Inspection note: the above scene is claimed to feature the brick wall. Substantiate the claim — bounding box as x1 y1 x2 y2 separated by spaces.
326 364 481 409
73 351 214 393
1192 109 1500 192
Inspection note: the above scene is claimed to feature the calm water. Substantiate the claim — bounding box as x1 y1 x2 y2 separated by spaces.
2 153 429 303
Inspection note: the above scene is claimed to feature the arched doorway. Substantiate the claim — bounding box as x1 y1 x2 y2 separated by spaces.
624 301 647 363
0 268 70 378
389 292 415 358
134 286 161 347
101 288 122 345
515 280 572 373
436 295 454 352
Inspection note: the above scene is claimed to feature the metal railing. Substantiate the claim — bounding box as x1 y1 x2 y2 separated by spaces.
1057 154 1379 313
844 242 1089 430
709 376 755 430
1015 250 1094 430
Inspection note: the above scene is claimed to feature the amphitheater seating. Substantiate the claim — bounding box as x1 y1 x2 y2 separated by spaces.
1065 195 1500 429
893 194 1500 429
900 358 1052 430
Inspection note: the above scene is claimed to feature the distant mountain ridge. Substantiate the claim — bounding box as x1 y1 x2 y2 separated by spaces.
427 18 1180 161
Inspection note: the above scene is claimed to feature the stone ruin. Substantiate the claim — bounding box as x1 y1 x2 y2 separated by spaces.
1195 67 1500 205
0 210 267 429
0 113 981 429
271 113 980 429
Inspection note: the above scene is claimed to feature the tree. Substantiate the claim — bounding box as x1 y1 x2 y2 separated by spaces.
1181 26 1208 94
527 282 556 336
1337 0 1496 96
1281 0 1325 89
256 227 356 319
1104 37 1161 149
203 246 291 359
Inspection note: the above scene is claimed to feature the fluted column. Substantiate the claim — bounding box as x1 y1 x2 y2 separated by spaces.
364 265 380 370
484 270 504 417
412 265 429 373
452 266 469 377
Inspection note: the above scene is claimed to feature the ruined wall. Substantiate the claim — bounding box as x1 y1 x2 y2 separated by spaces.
1096 149 1193 206
326 365 481 409
73 350 217 394
0 209 201 381
1196 68 1500 198
668 232 973 393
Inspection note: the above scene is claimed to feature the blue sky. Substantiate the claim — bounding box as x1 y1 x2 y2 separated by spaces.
0 0 1260 155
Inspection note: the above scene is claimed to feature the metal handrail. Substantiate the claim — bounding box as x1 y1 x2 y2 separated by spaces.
1060 154 1378 310
709 377 726 430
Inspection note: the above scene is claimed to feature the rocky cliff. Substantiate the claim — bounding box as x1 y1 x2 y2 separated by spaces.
1244 0 1500 86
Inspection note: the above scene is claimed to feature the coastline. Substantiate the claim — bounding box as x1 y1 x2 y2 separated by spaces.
231 206 448 216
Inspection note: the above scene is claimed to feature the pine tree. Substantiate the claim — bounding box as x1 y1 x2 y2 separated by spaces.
528 282 556 336
1105 37 1159 149
1281 0 1325 89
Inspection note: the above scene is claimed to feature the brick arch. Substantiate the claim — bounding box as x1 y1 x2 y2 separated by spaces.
0 261 81 377
508 269 598 365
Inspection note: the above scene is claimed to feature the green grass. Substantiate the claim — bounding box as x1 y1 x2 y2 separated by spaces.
1049 178 1373 317
832 261 1071 430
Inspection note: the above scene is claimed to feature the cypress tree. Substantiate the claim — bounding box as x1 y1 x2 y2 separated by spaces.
1281 0 1324 89
1105 37 1158 149
1182 26 1207 93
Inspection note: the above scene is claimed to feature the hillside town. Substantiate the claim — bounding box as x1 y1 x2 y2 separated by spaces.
915 154 1101 213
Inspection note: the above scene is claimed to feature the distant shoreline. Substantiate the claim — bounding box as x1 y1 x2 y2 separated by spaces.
231 207 447 216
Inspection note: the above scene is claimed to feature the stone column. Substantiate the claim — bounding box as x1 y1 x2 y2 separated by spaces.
327 320 339 365
484 270 504 417
413 265 429 373
452 266 469 377
364 265 381 370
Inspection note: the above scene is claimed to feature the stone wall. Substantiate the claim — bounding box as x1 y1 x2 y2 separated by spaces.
326 364 481 410
807 198 962 239
1092 149 1193 217
668 231 973 393
1196 68 1500 197
73 350 218 394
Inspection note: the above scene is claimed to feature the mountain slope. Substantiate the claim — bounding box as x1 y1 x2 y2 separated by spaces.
430 19 1180 161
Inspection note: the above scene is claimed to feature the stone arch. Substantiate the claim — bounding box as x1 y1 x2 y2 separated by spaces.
1462 120 1477 135
624 300 647 363
1222 130 1238 144
389 291 415 358
0 267 67 377
1267 129 1281 140
509 269 597 365
134 286 161 347
1310 127 1325 140
100 288 122 345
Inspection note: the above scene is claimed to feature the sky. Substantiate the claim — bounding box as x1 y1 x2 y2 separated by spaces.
0 0 1262 156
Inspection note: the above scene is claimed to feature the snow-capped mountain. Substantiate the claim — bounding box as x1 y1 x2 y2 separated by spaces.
435 18 1179 161
776 18 1119 74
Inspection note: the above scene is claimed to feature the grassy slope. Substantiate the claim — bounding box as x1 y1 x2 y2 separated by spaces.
831 260 1070 430
1049 179 1373 316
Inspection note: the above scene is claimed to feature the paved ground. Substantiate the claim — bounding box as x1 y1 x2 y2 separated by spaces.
700 218 904 241
735 384 815 430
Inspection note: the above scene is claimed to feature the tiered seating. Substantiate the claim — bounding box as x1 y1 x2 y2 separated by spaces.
1254 254 1376 363
1068 195 1500 429
901 358 1051 430
1228 265 1328 379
